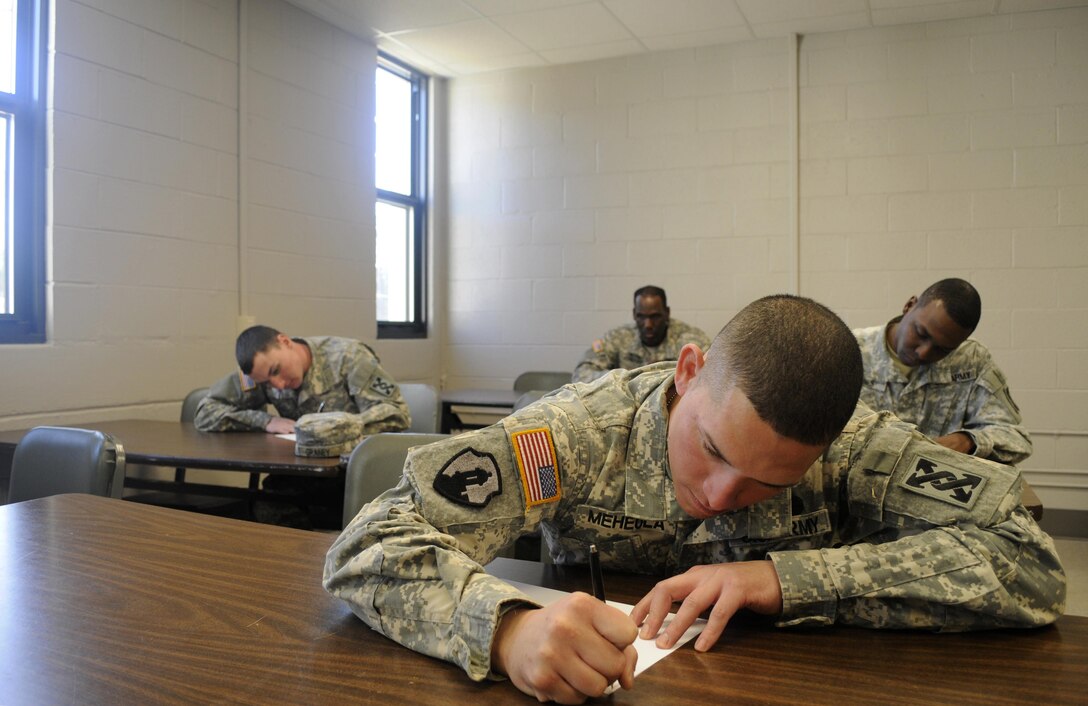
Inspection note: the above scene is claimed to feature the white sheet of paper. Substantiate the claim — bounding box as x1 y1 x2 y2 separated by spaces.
274 432 296 441
500 579 706 693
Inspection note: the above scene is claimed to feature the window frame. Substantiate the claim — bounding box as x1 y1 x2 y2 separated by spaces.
375 53 427 340
0 0 47 344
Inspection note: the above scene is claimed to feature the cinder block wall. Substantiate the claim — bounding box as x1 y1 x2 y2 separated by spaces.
446 8 1088 510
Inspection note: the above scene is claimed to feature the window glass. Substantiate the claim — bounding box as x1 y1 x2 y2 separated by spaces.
0 0 15 94
0 112 10 314
375 66 411 196
375 55 426 339
375 201 414 323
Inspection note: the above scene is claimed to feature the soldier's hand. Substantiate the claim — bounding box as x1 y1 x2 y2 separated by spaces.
935 431 976 455
630 561 783 652
491 593 638 704
264 417 296 434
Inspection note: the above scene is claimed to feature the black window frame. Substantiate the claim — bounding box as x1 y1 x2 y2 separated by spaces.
0 0 47 344
375 53 427 340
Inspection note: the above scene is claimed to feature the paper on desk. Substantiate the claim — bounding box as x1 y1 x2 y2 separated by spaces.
274 433 297 441
501 579 706 693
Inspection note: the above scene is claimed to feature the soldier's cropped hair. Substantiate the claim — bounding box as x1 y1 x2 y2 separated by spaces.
917 278 981 333
634 285 667 308
236 325 282 374
703 295 862 446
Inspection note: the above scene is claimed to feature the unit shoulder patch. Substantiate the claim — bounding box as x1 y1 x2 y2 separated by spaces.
898 455 987 509
369 376 396 397
512 428 561 508
433 447 502 508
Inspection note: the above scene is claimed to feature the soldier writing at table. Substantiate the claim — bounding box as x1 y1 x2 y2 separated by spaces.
854 278 1032 466
325 295 1065 704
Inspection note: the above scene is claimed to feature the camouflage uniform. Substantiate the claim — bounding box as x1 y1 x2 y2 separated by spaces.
572 319 711 383
194 336 409 434
855 323 1032 465
195 336 409 529
324 364 1066 682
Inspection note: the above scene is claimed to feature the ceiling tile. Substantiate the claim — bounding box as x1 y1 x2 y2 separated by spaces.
491 2 636 50
447 53 551 75
348 0 481 34
539 37 647 64
603 0 747 37
736 0 869 25
463 0 589 17
750 12 873 38
640 25 756 52
389 19 531 62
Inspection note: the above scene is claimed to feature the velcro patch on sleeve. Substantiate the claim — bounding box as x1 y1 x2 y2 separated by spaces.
369 376 396 397
433 447 502 508
897 454 988 509
512 428 561 508
237 370 256 392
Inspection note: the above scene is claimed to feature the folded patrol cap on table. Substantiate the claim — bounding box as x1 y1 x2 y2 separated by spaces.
294 412 364 457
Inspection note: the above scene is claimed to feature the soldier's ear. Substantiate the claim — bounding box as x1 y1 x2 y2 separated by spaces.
674 343 705 395
902 295 918 315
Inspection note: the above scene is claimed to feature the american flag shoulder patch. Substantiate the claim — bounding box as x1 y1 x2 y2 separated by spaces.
511 427 561 508
237 370 256 392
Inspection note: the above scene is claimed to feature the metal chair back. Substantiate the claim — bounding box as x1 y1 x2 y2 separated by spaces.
342 432 447 527
8 426 126 502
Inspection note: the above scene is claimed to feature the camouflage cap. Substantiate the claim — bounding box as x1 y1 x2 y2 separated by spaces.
295 412 364 457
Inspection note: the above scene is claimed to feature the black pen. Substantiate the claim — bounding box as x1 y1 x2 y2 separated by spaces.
589 543 606 602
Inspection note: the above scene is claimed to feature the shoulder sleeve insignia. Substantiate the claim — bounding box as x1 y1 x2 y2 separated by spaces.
512 428 561 508
433 448 502 508
237 370 256 392
591 339 604 353
898 455 987 508
369 376 396 397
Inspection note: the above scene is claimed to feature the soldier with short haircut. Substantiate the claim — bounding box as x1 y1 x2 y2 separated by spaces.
572 285 711 384
196 325 409 528
854 278 1032 465
325 295 1066 703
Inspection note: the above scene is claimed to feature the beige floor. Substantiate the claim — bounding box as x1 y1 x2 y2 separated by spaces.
1055 537 1088 617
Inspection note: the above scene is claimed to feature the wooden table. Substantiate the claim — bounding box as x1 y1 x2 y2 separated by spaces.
440 388 519 433
2 494 1085 705
0 420 343 503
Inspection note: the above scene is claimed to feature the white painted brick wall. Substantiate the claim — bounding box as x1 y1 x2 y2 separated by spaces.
447 7 1088 509
1 0 408 429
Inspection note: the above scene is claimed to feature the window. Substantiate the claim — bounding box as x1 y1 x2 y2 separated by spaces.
375 54 427 339
0 0 46 343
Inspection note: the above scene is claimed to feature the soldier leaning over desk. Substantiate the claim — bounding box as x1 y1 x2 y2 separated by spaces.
196 325 409 528
854 278 1032 466
324 295 1066 704
572 285 711 384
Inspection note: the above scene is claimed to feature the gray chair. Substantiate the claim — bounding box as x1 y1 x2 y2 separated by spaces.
513 371 571 395
8 426 126 502
400 383 440 433
342 432 447 527
513 389 548 411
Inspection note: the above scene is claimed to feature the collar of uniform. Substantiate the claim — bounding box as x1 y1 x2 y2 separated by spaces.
682 489 794 545
622 369 686 521
295 336 321 403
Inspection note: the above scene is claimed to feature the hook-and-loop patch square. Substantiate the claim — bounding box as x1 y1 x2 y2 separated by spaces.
898 454 987 509
512 428 561 508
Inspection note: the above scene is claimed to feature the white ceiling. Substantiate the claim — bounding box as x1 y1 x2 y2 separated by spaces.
286 0 1088 77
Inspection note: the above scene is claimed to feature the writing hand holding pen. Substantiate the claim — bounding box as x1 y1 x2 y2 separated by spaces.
489 543 638 702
